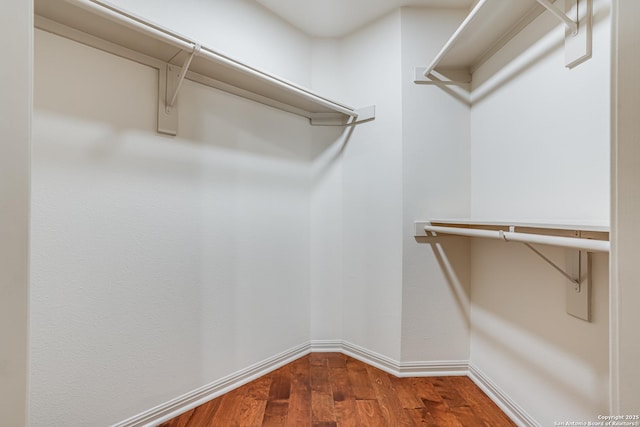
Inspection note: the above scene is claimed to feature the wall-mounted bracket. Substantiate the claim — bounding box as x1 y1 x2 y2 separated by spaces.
310 105 375 127
564 0 592 68
157 44 201 136
520 241 580 287
167 44 201 110
536 0 578 35
413 67 471 87
504 230 591 322
536 0 592 68
565 250 591 321
157 64 177 136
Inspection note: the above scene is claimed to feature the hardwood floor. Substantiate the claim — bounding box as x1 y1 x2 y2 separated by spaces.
158 353 516 427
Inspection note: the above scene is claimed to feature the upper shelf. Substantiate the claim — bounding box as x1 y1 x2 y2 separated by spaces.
415 0 592 85
34 0 375 134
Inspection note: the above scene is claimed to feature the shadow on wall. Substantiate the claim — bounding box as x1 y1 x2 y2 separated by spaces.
420 236 609 416
470 238 608 415
34 28 352 168
414 236 471 325
472 316 608 413
470 240 609 361
178 80 349 163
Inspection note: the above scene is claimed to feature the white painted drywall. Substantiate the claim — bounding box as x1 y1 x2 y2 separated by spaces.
468 0 612 423
309 39 347 341
400 7 472 363
31 25 312 427
471 241 609 423
0 0 31 425
308 8 473 365
470 0 610 222
610 0 640 414
338 11 405 361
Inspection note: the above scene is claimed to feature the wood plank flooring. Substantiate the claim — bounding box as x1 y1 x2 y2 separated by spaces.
158 353 516 427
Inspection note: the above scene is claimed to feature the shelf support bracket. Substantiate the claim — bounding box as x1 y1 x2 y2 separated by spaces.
167 43 201 109
537 0 592 68
514 238 591 322
309 105 375 127
520 242 580 286
157 44 201 135
536 0 578 35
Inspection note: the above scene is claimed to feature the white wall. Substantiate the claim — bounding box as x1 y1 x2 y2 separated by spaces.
0 0 31 425
31 20 313 427
308 8 473 366
400 7 472 363
470 1 610 222
468 0 611 423
610 0 640 414
28 1 624 425
338 11 405 360
309 39 347 341
471 243 610 423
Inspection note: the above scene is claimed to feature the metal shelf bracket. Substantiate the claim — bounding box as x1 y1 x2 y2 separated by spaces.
167 43 201 110
157 44 201 135
414 221 602 322
310 105 376 127
501 229 591 322
537 0 593 68
536 0 578 35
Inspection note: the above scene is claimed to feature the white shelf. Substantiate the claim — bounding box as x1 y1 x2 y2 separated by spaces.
34 0 375 135
414 0 592 85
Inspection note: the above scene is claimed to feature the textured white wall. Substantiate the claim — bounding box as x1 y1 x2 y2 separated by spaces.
468 0 611 423
471 242 609 423
309 39 347 341
338 11 405 360
0 0 31 425
31 27 312 427
610 0 640 414
400 7 471 363
470 0 610 222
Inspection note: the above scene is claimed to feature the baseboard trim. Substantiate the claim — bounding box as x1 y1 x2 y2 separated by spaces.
112 343 311 427
468 363 539 427
113 342 534 427
310 340 469 377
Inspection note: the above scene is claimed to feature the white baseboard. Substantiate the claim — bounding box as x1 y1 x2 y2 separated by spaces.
111 343 311 427
113 341 535 427
311 340 468 377
468 363 540 427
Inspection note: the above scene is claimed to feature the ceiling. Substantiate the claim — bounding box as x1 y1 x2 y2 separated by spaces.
255 0 474 38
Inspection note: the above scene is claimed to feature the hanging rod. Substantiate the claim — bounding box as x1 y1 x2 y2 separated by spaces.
422 225 609 253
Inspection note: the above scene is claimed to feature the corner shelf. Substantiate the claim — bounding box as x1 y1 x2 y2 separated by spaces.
34 0 375 135
414 0 592 85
